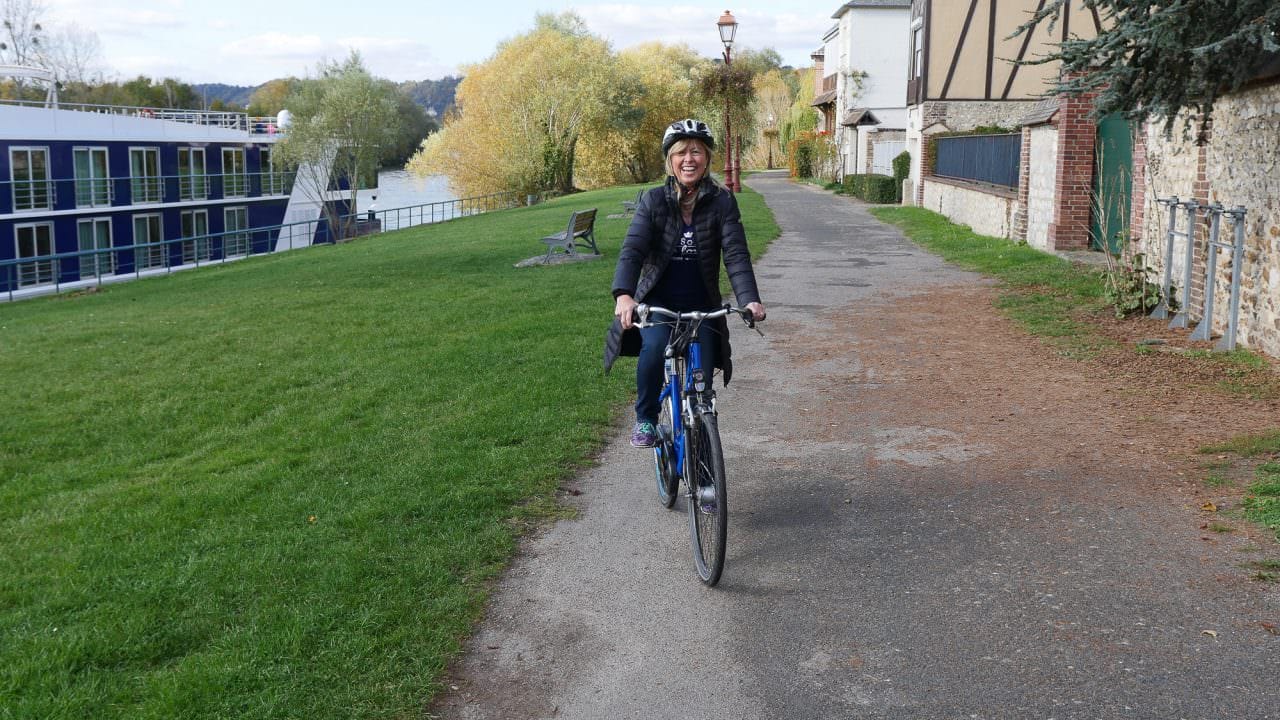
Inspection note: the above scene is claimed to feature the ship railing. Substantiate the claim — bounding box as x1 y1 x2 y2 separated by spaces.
359 190 526 233
0 97 280 133
0 189 527 301
0 171 298 212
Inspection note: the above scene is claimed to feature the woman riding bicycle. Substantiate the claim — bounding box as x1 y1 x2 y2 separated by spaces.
604 119 767 448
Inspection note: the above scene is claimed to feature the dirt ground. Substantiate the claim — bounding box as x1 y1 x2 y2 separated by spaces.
813 282 1280 560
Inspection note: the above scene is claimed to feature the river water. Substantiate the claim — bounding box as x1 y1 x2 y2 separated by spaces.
359 170 455 211
353 170 519 232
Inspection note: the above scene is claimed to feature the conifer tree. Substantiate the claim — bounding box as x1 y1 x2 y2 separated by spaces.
1023 1 1280 135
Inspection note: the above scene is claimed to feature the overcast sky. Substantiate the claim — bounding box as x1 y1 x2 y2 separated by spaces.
43 0 845 86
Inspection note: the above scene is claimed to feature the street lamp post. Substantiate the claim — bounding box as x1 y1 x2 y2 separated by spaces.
717 10 739 192
765 113 776 170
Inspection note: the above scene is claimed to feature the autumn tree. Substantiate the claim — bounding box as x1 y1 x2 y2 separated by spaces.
409 12 616 198
745 69 796 169
248 78 299 116
575 42 708 186
277 52 402 241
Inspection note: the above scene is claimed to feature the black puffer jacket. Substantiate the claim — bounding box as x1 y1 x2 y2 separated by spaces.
603 176 762 385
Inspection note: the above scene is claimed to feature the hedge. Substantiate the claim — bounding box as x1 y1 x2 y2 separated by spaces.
841 173 899 204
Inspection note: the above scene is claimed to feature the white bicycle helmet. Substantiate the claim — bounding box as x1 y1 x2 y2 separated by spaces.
662 118 715 156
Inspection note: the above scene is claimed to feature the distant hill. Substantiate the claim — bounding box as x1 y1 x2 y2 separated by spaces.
193 83 257 109
193 77 460 116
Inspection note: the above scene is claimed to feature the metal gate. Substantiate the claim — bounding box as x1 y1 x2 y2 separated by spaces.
1091 114 1134 253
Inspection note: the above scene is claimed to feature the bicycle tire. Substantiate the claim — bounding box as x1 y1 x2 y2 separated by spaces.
687 410 728 586
654 393 678 509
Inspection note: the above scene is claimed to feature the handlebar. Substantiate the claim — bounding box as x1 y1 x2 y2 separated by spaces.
633 303 759 330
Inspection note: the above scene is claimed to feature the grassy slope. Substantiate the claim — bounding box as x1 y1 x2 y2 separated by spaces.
0 183 778 719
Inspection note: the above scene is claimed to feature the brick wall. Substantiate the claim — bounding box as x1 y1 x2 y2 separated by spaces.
1045 91 1097 250
1128 121 1147 244
1013 126 1032 242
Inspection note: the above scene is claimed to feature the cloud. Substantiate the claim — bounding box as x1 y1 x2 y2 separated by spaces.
334 36 451 81
576 4 829 66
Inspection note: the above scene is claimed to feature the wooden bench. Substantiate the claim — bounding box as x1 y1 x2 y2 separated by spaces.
540 208 599 259
620 190 644 215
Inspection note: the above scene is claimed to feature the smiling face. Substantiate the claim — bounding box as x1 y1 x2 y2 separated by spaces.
666 139 711 187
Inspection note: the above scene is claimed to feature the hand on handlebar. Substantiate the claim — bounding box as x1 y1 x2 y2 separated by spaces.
615 294 639 330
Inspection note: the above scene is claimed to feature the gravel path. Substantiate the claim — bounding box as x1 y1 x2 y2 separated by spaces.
430 171 1279 719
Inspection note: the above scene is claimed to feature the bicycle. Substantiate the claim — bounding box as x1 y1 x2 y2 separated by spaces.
635 303 759 587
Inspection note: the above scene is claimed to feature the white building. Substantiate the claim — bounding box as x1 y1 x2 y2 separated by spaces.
821 0 911 179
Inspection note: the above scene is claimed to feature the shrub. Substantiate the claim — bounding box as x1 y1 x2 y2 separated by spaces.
788 130 838 181
892 150 910 200
842 173 898 204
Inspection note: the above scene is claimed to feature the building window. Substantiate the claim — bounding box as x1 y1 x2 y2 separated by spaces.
15 222 55 287
133 213 165 270
129 147 163 204
77 218 115 279
180 209 210 263
912 27 923 79
224 206 250 257
222 147 247 198
73 147 111 208
178 147 208 201
10 147 53 211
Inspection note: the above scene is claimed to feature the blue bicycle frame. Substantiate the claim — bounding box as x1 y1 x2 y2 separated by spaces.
655 317 716 483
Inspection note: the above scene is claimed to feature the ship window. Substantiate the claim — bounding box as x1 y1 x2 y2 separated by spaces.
224 207 250 257
74 147 111 208
181 209 210 263
222 147 247 198
133 213 165 270
10 147 53 212
260 147 287 195
77 218 115 279
129 147 163 204
178 147 208 201
15 222 55 287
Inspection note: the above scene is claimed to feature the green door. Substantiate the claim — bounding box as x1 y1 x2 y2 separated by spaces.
1091 114 1134 253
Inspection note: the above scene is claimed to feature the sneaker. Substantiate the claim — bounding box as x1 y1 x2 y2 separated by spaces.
630 422 658 448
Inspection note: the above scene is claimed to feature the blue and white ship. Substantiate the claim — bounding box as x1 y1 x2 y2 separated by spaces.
0 66 346 301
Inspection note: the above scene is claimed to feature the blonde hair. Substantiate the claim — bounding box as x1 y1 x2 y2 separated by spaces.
665 138 713 180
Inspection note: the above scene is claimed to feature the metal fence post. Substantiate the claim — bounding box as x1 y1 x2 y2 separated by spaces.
1150 196 1179 319
1169 199 1199 330
1216 206 1247 352
1190 203 1223 341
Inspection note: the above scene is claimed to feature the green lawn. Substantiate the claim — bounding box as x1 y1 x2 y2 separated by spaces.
0 183 778 719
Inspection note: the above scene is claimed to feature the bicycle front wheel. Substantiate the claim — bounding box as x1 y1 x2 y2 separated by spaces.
686 410 728 586
654 392 678 509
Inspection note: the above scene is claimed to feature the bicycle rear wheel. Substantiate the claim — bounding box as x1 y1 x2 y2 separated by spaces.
653 393 678 509
686 410 727 586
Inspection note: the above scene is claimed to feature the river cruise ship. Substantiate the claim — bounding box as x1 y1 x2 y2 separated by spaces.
0 67 343 301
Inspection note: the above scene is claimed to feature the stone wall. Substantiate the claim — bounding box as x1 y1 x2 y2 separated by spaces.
1024 124 1059 251
1137 80 1280 357
922 177 1016 239
927 100 1044 132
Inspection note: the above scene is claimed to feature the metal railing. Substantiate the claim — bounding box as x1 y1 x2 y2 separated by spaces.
934 133 1021 188
0 190 526 301
0 97 279 134
1 171 296 213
